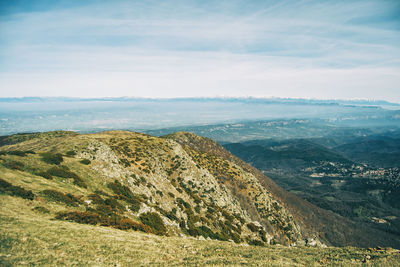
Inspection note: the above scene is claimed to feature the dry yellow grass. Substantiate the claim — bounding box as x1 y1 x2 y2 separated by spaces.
1 195 399 266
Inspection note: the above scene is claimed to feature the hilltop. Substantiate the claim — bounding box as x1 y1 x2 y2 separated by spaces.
1 130 400 265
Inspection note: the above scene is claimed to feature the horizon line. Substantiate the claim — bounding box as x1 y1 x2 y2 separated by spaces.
0 96 399 105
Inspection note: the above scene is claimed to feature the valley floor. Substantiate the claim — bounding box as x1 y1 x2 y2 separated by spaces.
1 196 399 266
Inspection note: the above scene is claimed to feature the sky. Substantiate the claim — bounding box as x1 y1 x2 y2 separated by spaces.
0 0 400 102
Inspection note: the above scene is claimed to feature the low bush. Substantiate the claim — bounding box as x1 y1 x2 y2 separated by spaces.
47 166 77 178
2 160 24 171
41 189 80 206
56 211 154 234
6 150 27 157
79 159 91 165
108 180 135 199
32 206 50 214
248 239 265 247
36 171 53 180
246 223 259 232
47 167 87 188
56 211 102 225
107 180 143 205
72 176 88 188
41 152 63 165
104 197 125 212
65 150 77 156
0 178 35 200
88 193 105 205
139 212 167 236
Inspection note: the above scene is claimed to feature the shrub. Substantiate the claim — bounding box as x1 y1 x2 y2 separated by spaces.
6 150 26 157
56 211 102 225
248 239 265 247
0 178 35 200
66 150 77 156
72 176 88 188
36 171 53 180
246 223 259 232
129 202 141 213
47 167 87 188
139 212 167 236
47 166 77 178
107 180 143 205
108 180 135 199
41 153 63 165
104 197 125 212
119 158 130 167
55 211 154 234
88 193 105 205
41 189 80 206
32 206 50 214
2 160 24 170
79 159 91 165
114 218 153 233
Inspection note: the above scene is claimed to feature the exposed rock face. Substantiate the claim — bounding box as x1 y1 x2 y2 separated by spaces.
0 130 321 245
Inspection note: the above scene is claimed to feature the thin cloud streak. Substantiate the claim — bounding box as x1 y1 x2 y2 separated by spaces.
0 0 399 100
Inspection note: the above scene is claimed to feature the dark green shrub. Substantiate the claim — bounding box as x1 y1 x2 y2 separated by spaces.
107 180 143 205
2 160 24 170
129 202 141 213
0 178 35 200
246 223 259 232
56 211 102 225
55 211 154 234
92 204 114 217
194 205 201 213
119 158 130 167
108 180 135 199
94 190 109 197
72 176 87 188
248 239 265 247
66 150 77 156
197 225 216 239
139 212 167 236
156 190 163 196
41 189 80 206
47 166 78 178
179 220 186 229
168 192 175 198
47 166 87 188
25 150 36 154
79 159 91 165
188 227 199 237
7 150 26 157
41 153 63 165
259 229 267 242
104 197 125 212
114 217 153 233
36 171 53 180
88 193 105 205
32 206 50 214
222 210 234 222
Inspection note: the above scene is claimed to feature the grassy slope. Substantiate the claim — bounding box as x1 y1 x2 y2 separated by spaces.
1 195 399 266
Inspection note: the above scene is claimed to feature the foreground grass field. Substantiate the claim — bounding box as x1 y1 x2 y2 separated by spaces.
1 196 399 266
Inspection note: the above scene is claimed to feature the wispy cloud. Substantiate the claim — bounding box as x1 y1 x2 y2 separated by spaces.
0 0 399 101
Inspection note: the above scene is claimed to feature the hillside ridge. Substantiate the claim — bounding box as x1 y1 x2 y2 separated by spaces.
0 130 399 248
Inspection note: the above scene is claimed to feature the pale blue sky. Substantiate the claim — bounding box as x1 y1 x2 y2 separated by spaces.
0 0 399 101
